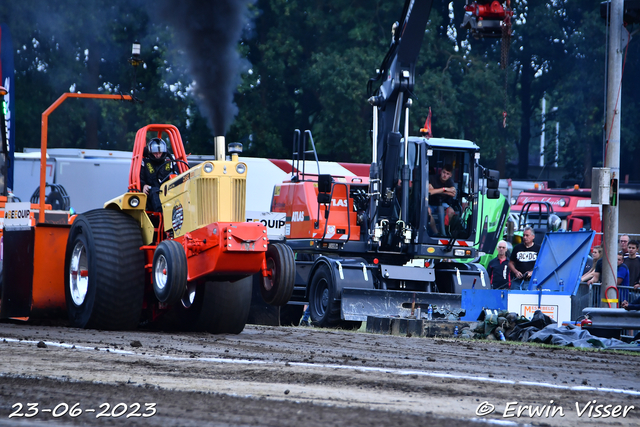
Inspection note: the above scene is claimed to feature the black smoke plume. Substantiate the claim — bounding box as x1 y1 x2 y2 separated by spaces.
155 0 254 137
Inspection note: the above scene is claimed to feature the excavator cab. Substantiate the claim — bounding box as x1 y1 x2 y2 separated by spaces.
461 0 513 39
398 137 477 245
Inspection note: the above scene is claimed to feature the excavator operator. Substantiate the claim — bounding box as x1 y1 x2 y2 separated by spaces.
140 137 176 211
428 164 457 235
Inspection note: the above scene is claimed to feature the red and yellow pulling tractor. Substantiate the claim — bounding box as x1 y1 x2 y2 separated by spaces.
0 94 294 333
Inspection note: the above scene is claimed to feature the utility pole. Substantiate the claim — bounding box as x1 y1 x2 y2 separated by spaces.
554 121 559 167
540 96 546 167
601 0 625 307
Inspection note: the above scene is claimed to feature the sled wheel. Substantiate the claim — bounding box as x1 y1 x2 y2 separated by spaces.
308 265 341 328
177 278 252 334
65 209 145 330
279 304 305 326
152 240 187 304
260 243 295 306
197 278 253 334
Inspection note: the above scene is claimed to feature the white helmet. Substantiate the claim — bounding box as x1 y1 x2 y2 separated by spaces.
149 137 167 154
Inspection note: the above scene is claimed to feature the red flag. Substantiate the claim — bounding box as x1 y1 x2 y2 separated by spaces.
420 107 432 138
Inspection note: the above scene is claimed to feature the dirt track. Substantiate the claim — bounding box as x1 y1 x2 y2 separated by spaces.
0 321 639 426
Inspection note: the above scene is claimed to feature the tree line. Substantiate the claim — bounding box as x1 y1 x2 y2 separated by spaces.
1 0 638 183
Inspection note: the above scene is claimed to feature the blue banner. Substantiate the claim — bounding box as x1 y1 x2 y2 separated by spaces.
1 23 15 192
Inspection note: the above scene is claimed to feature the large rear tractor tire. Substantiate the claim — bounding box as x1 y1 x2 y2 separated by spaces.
308 265 341 328
260 243 295 306
152 240 187 305
65 209 145 330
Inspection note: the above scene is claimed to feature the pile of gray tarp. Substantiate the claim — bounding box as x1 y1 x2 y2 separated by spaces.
509 310 640 351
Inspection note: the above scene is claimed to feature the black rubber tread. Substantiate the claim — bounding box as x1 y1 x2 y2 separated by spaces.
308 265 341 328
65 209 145 330
152 240 188 304
260 243 295 306
197 277 252 334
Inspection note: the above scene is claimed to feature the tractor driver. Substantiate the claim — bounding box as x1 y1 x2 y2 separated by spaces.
428 164 457 235
140 137 175 211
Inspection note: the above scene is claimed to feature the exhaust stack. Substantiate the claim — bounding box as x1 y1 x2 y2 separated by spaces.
215 136 225 161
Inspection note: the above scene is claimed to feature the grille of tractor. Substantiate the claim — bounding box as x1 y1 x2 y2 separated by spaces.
232 178 246 222
197 177 218 225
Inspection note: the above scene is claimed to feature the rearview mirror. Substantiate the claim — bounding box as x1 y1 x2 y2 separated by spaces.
318 174 333 193
485 169 500 189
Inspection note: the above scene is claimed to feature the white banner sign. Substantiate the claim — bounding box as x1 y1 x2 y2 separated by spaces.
246 211 286 240
508 292 572 325
3 202 31 228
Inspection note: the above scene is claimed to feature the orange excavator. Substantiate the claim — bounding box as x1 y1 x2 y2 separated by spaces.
268 0 507 328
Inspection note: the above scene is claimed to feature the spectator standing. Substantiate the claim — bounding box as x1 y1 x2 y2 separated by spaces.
509 227 540 290
624 240 640 287
487 240 510 289
617 252 630 288
299 305 310 326
581 245 602 283
588 257 601 285
589 251 633 287
591 253 630 307
619 234 630 257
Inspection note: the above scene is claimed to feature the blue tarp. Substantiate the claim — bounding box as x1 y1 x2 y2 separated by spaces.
530 230 595 294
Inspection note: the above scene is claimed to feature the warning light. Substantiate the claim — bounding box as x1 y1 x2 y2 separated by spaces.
534 183 539 190
424 260 430 268
574 184 579 190
373 258 379 265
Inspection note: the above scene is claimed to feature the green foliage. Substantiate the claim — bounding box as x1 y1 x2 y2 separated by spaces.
1 0 638 183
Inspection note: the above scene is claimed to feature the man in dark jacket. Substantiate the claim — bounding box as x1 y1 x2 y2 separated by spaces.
140 137 175 211
621 295 640 310
488 240 511 289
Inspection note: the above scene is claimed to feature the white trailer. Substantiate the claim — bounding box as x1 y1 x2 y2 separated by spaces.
12 148 366 219
14 148 130 214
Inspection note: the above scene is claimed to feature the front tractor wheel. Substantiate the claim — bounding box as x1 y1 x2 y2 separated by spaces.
261 243 295 306
153 240 188 305
65 209 145 330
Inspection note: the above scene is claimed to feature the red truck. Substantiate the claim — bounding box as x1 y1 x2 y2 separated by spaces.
509 185 640 246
